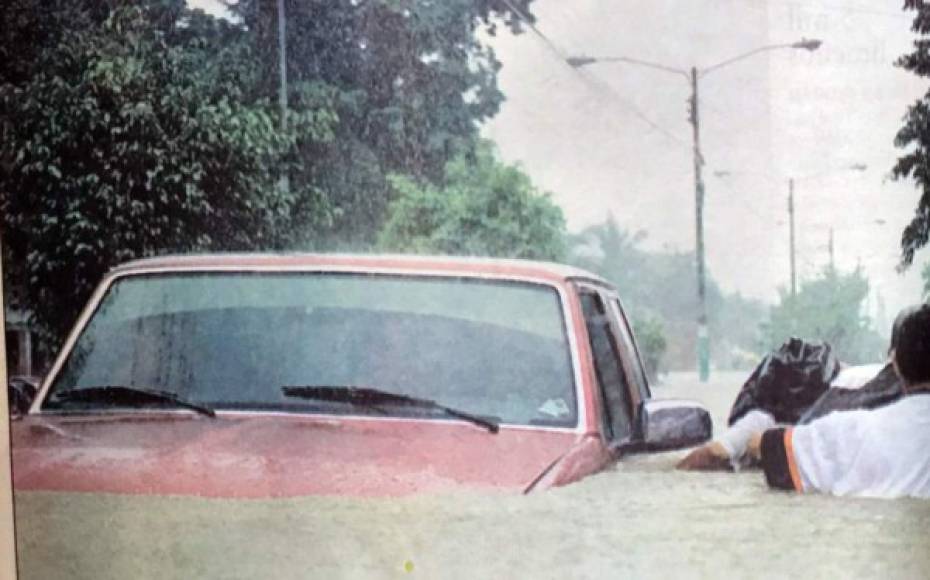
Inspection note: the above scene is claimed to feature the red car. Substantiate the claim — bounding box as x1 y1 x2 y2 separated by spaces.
11 254 710 497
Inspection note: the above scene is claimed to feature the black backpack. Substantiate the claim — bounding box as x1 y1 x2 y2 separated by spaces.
728 338 840 426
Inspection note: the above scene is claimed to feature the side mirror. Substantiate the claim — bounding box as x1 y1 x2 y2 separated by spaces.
637 398 712 452
8 376 40 417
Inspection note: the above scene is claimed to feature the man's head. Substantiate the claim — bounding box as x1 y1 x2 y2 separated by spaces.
890 305 917 354
891 304 930 387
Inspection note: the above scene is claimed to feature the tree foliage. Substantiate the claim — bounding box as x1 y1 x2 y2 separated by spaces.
378 142 566 260
893 0 930 266
631 315 667 383
570 216 766 372
764 266 885 364
0 0 538 351
0 2 334 346
230 0 535 247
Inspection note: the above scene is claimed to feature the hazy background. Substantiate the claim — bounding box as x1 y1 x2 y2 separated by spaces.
481 0 925 333
186 0 927 331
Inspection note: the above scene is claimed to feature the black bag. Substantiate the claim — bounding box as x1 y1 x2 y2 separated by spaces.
728 338 840 426
798 363 902 424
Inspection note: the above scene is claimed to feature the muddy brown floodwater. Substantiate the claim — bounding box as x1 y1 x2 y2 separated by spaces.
14 372 930 579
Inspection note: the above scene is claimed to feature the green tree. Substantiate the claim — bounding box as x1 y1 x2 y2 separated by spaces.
378 142 566 260
893 0 930 267
631 315 667 383
0 4 335 348
569 216 766 373
0 0 540 352
569 216 649 304
764 266 885 364
231 0 536 247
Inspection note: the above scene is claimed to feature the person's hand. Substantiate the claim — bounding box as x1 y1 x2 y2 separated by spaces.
676 441 732 471
746 432 763 462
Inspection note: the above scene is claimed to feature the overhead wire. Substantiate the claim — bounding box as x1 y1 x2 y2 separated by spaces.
496 0 693 151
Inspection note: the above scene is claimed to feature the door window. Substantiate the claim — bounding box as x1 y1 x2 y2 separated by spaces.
608 298 651 403
580 291 634 442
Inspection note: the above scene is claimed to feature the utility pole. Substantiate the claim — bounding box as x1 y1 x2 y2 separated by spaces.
788 178 796 297
689 67 709 382
276 0 289 193
828 227 835 270
566 38 822 383
277 0 287 132
785 165 864 298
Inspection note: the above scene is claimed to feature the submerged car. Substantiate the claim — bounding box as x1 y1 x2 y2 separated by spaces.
11 254 711 497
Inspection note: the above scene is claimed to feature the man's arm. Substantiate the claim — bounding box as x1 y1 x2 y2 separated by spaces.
747 429 802 491
677 410 776 471
748 409 871 494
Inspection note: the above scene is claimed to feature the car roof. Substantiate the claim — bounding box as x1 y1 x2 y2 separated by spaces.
110 253 612 286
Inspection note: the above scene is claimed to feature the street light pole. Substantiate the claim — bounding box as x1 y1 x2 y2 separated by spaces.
277 0 287 133
788 163 866 297
567 38 821 382
276 0 289 193
789 177 796 297
689 66 709 381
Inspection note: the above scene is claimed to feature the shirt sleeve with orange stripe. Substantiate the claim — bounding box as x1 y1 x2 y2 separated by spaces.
760 427 803 492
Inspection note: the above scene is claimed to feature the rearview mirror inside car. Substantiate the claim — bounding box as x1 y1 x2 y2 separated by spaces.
637 398 712 452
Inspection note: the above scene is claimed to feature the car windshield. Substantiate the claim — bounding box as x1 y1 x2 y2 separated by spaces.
43 272 577 427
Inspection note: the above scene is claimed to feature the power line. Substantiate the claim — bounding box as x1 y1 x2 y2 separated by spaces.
570 69 693 148
497 0 569 61
496 0 692 150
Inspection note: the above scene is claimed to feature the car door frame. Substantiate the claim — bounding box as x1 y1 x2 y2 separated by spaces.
603 292 652 404
573 281 646 454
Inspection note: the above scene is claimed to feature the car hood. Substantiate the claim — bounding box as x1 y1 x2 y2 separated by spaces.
12 413 584 497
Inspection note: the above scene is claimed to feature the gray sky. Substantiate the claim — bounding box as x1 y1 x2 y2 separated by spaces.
482 0 927 329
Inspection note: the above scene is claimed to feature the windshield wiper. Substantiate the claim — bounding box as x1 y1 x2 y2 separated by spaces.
281 385 499 433
51 386 216 418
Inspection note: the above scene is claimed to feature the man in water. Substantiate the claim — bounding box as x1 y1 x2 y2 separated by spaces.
680 304 930 499
750 303 930 498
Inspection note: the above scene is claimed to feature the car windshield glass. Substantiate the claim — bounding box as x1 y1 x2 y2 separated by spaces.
43 272 577 427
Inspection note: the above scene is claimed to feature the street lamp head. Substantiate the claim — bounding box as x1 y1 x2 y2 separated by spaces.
566 55 597 68
850 163 867 172
792 38 823 51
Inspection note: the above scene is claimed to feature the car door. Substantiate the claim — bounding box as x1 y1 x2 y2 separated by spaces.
604 294 652 405
577 284 639 448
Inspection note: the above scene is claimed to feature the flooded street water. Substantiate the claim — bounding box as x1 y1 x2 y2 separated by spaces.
15 372 930 579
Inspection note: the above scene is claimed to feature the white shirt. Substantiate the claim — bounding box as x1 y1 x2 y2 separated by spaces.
830 363 887 389
720 364 886 468
790 393 930 499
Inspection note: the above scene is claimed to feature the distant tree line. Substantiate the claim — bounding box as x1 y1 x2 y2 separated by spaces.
568 216 768 377
570 217 890 376
763 266 885 365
